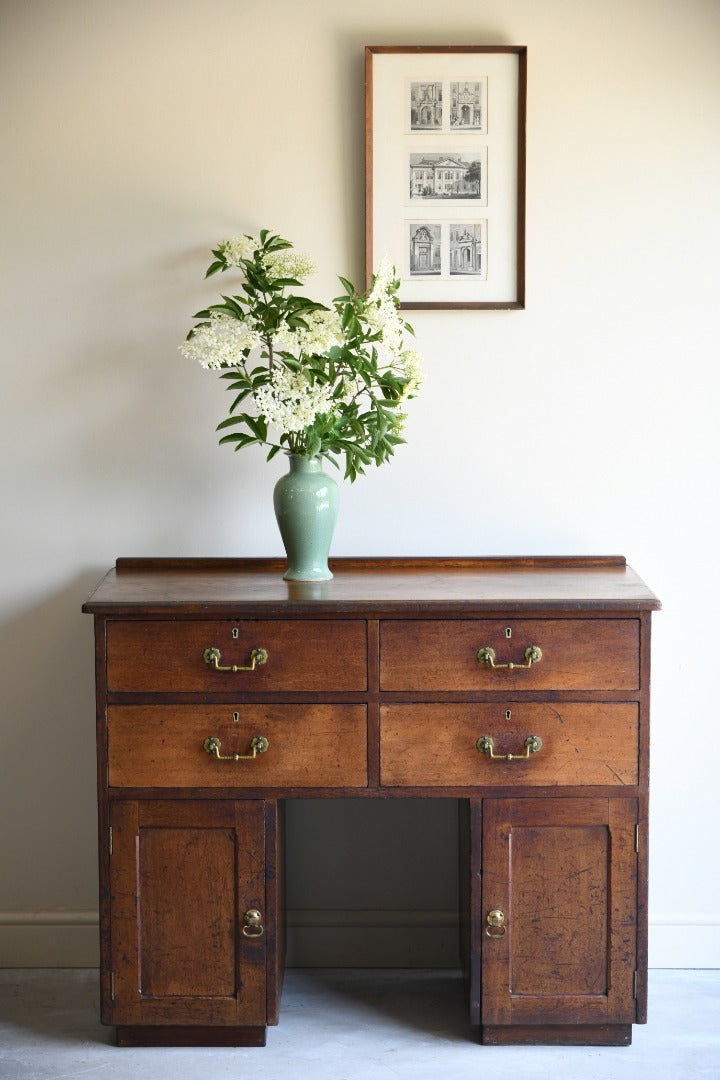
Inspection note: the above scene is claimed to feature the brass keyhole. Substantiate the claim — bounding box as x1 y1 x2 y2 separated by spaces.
242 908 264 938
486 908 507 937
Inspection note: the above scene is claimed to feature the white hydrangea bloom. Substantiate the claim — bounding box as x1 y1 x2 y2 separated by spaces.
221 236 258 266
254 367 334 435
179 313 261 369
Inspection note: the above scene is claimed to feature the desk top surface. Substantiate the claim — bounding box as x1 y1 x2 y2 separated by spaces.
83 557 661 615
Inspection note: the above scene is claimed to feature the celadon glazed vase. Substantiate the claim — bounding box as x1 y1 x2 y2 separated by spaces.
273 455 339 581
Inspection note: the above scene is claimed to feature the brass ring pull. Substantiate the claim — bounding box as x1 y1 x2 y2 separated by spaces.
476 734 543 761
203 646 268 672
202 735 269 761
485 909 507 938
242 909 264 938
476 645 542 670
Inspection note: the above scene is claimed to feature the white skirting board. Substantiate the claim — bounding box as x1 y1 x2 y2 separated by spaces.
0 912 99 968
1 910 718 968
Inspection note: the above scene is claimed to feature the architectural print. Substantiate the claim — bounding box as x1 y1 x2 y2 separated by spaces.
410 82 442 129
450 81 485 129
449 223 486 277
408 151 487 203
408 223 441 275
368 46 525 305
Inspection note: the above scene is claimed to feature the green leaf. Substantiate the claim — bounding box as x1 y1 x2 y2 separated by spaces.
220 294 246 318
216 415 252 430
219 432 258 448
245 415 268 441
229 389 253 411
271 277 303 289
337 275 356 296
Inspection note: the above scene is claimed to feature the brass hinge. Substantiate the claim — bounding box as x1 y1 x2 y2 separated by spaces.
109 826 113 856
635 824 640 853
110 971 115 1001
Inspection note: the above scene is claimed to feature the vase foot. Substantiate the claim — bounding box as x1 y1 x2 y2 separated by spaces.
282 568 334 582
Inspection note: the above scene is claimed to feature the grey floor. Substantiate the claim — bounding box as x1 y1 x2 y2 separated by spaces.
0 968 718 1080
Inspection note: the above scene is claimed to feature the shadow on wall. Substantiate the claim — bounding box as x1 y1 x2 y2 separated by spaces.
0 570 106 908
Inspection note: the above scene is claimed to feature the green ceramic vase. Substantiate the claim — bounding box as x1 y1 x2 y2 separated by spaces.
273 455 339 581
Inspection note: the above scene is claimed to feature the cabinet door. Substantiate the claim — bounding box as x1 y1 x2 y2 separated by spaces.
480 798 637 1037
109 800 266 1027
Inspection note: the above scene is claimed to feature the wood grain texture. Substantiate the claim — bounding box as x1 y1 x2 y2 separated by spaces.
380 619 640 692
116 1024 267 1047
83 557 660 615
379 703 638 787
106 619 367 693
480 1024 632 1046
108 704 368 788
480 798 638 1028
84 556 657 1046
110 800 266 1027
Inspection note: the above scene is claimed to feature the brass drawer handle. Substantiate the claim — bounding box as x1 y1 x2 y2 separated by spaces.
476 645 542 670
203 646 268 672
242 908 264 938
476 734 543 761
203 735 269 761
486 909 506 937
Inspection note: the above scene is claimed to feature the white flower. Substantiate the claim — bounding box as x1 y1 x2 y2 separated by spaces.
391 409 409 436
263 249 315 281
364 261 406 357
295 310 344 355
179 313 261 369
269 310 344 359
271 321 300 353
365 297 405 356
399 348 423 397
221 235 258 266
254 366 334 435
369 258 395 301
340 374 362 404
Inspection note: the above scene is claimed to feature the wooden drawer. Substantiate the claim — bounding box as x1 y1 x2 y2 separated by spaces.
380 703 638 787
379 619 639 692
106 619 367 693
108 704 368 788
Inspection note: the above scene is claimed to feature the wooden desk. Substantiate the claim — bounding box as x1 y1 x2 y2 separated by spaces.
83 556 660 1047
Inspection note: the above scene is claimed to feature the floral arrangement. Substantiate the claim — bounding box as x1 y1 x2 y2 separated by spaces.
180 230 422 481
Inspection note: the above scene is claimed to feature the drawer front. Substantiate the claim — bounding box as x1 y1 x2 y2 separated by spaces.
106 619 367 693
380 619 639 692
380 703 638 787
108 704 368 788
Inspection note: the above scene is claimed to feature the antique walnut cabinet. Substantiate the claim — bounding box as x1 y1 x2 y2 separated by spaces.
83 555 660 1048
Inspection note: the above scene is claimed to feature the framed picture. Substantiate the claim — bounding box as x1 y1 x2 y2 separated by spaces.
365 45 527 309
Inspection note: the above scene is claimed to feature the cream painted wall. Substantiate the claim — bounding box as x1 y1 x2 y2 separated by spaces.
1 0 719 968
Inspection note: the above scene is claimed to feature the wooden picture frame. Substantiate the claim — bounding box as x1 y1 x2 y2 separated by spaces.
365 45 527 310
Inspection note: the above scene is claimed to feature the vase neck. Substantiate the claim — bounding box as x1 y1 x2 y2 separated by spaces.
287 454 323 474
